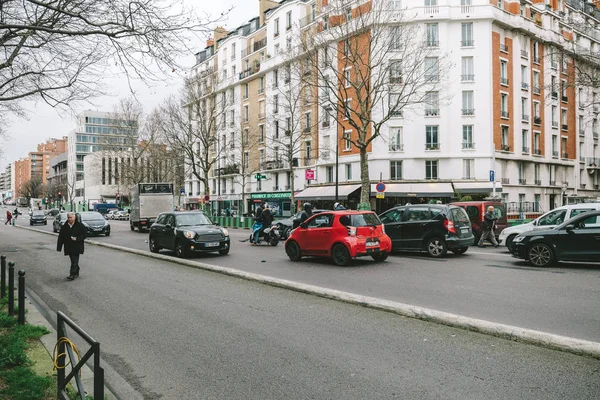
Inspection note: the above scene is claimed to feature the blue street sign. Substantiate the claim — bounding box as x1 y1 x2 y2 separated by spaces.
489 170 495 182
376 182 386 192
180 188 185 195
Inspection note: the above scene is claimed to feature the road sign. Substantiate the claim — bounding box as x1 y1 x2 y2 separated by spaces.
180 188 185 195
204 195 210 202
376 182 386 192
376 192 385 199
255 174 267 180
305 169 315 180
489 170 495 182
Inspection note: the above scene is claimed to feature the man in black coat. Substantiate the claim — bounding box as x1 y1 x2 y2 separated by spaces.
57 212 86 280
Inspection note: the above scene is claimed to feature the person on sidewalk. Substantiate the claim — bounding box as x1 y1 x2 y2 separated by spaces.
56 212 86 280
478 206 499 248
5 210 12 225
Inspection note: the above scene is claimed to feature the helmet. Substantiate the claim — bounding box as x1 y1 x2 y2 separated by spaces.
334 202 341 209
303 202 312 211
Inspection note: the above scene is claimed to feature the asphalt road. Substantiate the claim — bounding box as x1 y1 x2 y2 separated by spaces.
11 210 600 343
1 225 599 399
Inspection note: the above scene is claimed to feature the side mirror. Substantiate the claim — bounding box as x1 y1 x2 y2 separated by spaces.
565 224 574 233
532 219 538 226
300 222 308 229
165 224 172 230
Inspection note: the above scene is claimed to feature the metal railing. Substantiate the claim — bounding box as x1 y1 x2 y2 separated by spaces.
56 311 104 400
462 142 475 149
506 201 543 213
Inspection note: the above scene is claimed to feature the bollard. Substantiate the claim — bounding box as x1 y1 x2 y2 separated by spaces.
18 270 25 325
1 255 5 299
7 262 14 316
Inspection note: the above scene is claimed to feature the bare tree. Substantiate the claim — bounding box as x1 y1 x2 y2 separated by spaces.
301 1 452 206
154 71 226 202
20 178 45 199
0 0 228 120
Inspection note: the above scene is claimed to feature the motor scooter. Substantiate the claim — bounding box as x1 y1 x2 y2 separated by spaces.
250 222 279 246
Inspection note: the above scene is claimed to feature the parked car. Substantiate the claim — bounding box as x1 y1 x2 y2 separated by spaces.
79 211 111 236
46 208 60 217
276 209 328 239
284 210 392 266
500 203 600 248
451 201 507 243
115 210 130 220
53 212 69 233
29 210 47 226
510 210 600 267
378 204 473 257
105 209 119 220
149 211 230 258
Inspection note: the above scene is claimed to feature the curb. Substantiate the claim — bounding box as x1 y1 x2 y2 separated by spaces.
16 225 600 360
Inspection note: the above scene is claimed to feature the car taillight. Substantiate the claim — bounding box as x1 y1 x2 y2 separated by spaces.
444 219 456 234
381 224 385 234
346 226 357 237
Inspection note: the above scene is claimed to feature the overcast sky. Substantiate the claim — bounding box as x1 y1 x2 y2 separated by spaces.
1 0 256 169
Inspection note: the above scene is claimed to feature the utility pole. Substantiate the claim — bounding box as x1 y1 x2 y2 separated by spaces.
335 115 339 202
217 135 221 217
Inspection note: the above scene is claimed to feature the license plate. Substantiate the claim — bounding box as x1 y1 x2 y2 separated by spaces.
366 240 379 247
205 242 220 247
460 227 469 233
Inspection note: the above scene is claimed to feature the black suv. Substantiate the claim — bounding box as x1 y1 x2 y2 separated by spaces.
149 212 230 258
379 204 474 257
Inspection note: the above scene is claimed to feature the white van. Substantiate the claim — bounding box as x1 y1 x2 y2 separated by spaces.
499 203 600 247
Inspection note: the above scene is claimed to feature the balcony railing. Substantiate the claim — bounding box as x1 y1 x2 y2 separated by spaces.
521 50 529 59
425 40 439 47
562 152 569 159
389 144 404 152
521 147 529 154
500 77 509 86
521 82 529 90
519 179 527 185
425 143 440 150
461 39 474 47
322 120 330 128
552 120 558 128
579 129 585 136
534 117 542 125
220 164 240 175
462 109 475 116
535 179 542 185
534 148 542 155
500 44 508 52
462 142 475 149
522 114 530 122
552 150 559 158
586 157 600 168
501 111 509 118
549 180 556 186
299 13 315 28
461 74 474 81
562 124 568 130
594 132 599 139
501 178 510 184
533 86 541 95
265 160 285 170
425 109 440 116
239 63 261 80
241 38 267 58
501 144 511 151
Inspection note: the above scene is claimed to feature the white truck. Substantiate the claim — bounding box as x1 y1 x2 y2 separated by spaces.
130 183 174 233
30 198 43 211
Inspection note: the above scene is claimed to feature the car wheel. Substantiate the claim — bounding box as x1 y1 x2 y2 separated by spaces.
284 227 292 239
371 252 388 262
149 236 160 253
450 247 468 255
269 235 279 246
332 243 351 266
426 237 447 258
175 241 188 258
218 248 230 255
505 234 517 249
285 240 302 261
527 243 555 267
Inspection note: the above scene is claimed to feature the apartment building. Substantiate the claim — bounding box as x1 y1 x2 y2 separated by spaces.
186 0 600 214
0 164 13 202
67 110 134 204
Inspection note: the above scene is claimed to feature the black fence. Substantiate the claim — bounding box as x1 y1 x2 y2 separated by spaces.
1 255 26 324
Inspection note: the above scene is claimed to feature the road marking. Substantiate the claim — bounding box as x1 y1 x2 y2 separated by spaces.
468 250 513 257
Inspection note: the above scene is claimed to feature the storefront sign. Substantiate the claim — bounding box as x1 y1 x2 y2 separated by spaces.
250 192 292 199
305 170 315 180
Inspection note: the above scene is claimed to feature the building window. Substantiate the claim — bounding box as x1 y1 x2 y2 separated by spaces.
389 94 402 117
344 130 351 150
259 77 264 94
390 27 401 50
390 127 403 151
463 159 474 179
345 7 352 21
521 97 529 121
501 125 509 148
426 23 439 47
274 18 280 36
462 125 474 149
461 23 473 46
243 129 249 146
286 11 292 29
390 61 402 83
461 56 474 81
305 141 312 163
304 112 311 132
259 149 264 170
424 57 439 81
326 166 333 183
425 125 439 150
424 91 439 116
344 98 351 119
534 132 540 153
344 68 351 88
259 125 264 143
346 164 352 180
425 160 438 180
390 160 402 180
533 41 540 63
244 83 249 99
500 93 509 118
533 71 540 94
462 91 474 115
500 61 508 85
521 65 528 89
244 105 249 122
561 108 568 130
244 152 249 169
522 129 529 153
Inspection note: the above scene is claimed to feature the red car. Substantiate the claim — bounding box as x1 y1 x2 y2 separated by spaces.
285 210 392 266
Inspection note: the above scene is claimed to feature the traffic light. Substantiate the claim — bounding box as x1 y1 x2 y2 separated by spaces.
58 191 61 197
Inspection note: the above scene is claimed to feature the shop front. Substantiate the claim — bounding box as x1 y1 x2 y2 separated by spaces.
184 197 203 211
209 193 242 216
451 182 503 200
294 184 362 210
370 182 455 214
248 191 293 217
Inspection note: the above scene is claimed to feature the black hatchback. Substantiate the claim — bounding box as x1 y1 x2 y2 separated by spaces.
510 210 600 267
149 212 230 258
379 204 474 257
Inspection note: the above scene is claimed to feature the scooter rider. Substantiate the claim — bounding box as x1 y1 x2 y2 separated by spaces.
252 202 265 245
293 202 313 228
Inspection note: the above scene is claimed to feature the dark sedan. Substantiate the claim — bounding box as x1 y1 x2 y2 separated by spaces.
53 212 68 232
30 210 47 225
511 210 600 267
149 211 230 258
79 211 111 236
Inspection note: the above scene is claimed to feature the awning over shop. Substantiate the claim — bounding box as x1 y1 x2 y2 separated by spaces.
452 181 503 194
295 184 361 200
370 182 454 197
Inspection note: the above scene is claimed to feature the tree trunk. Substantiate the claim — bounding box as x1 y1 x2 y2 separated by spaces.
289 166 296 215
359 147 370 209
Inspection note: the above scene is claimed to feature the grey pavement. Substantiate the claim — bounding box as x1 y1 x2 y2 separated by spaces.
1 226 599 399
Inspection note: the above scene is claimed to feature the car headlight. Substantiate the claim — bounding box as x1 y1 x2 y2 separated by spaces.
512 235 525 243
82 222 90 228
183 230 195 239
221 228 229 237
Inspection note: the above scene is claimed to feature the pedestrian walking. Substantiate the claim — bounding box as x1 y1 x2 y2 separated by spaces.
478 206 499 248
5 210 12 225
56 212 86 280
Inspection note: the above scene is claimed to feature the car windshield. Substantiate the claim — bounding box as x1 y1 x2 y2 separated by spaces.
349 213 382 227
79 212 105 222
32 211 45 216
175 213 212 227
